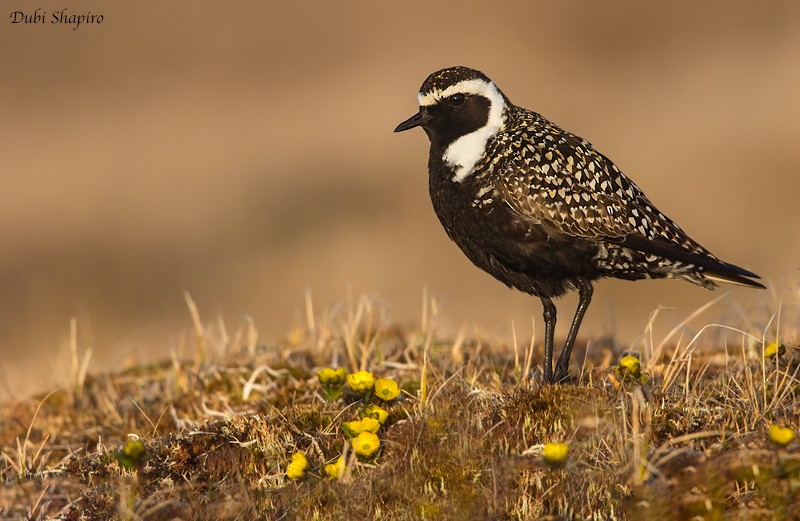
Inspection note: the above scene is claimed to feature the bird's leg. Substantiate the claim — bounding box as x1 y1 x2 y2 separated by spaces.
554 279 593 382
540 296 557 384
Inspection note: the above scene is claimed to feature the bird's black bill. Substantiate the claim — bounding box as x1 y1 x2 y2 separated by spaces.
394 110 430 132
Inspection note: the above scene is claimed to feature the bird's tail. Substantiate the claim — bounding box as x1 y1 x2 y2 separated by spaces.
703 263 765 289
614 235 765 290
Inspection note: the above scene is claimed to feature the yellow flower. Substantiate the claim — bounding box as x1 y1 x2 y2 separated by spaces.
374 378 401 401
317 367 347 386
325 456 345 479
347 370 375 393
286 451 310 480
116 434 147 470
542 442 569 467
351 431 381 458
123 436 145 460
620 355 640 375
362 404 389 425
343 417 381 436
764 342 786 360
615 355 644 384
317 367 348 401
769 425 795 447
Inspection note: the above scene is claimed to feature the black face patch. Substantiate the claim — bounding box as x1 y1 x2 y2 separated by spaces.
423 94 492 146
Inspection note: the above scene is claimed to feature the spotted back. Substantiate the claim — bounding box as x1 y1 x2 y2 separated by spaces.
490 106 715 261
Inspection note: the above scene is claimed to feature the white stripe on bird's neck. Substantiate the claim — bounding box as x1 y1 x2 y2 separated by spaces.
418 79 506 182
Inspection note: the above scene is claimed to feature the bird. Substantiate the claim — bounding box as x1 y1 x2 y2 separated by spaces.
394 66 764 384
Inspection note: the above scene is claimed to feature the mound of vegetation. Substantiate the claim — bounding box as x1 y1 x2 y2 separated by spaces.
1 294 798 520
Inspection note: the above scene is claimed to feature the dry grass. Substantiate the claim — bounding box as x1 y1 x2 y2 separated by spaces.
1 292 799 520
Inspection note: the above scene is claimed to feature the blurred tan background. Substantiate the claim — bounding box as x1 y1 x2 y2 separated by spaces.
2 1 799 399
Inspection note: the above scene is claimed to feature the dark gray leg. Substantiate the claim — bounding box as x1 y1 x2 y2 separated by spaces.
540 296 557 384
553 279 593 382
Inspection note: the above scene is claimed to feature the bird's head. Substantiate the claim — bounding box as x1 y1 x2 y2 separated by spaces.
395 66 510 181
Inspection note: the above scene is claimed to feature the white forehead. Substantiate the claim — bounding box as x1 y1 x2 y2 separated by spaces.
417 78 504 107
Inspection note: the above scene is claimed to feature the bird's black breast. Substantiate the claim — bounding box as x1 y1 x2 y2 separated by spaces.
427 149 602 298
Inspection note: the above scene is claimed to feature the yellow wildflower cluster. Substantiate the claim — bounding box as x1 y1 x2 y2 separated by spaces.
308 369 402 480
339 372 400 460
317 368 403 404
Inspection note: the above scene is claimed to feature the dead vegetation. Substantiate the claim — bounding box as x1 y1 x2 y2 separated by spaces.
1 291 799 520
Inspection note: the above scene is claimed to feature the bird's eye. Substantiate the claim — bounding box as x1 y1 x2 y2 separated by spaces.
449 93 466 106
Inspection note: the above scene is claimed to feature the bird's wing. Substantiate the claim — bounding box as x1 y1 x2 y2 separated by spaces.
492 128 669 241
490 121 763 287
493 118 713 255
